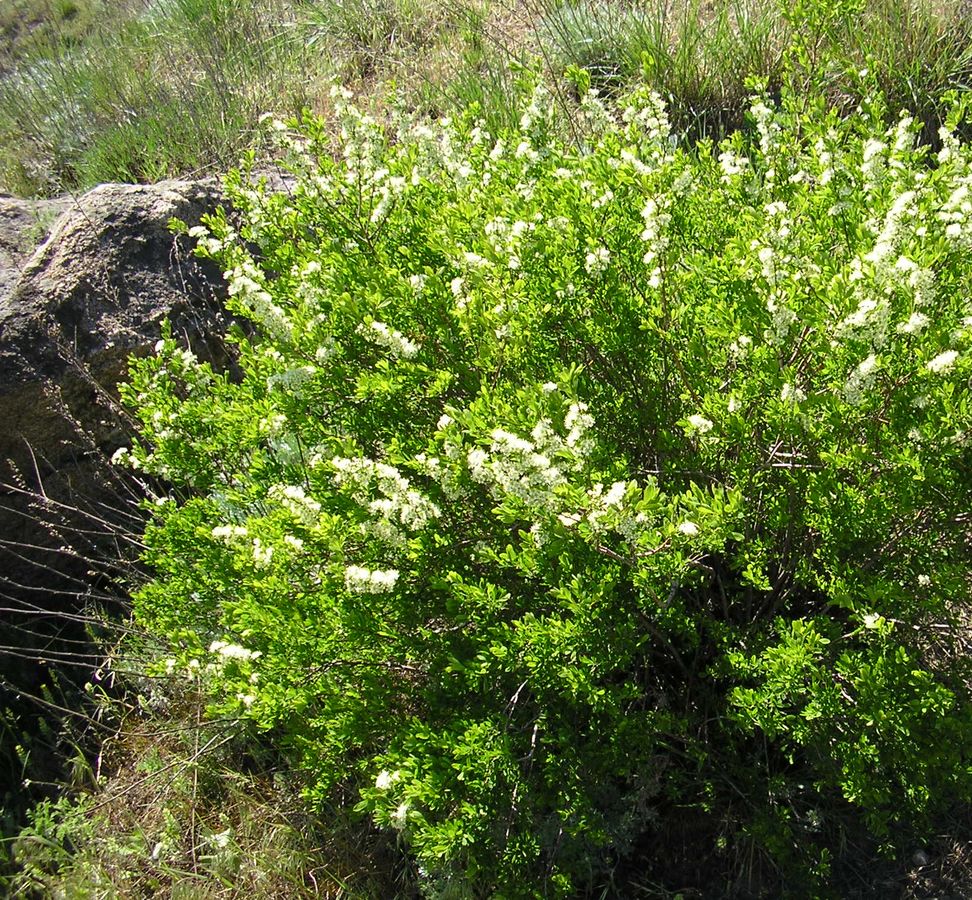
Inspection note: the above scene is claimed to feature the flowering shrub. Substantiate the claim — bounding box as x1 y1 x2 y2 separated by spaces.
120 73 972 894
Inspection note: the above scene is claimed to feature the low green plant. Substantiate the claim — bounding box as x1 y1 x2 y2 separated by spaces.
117 53 972 894
4 680 386 898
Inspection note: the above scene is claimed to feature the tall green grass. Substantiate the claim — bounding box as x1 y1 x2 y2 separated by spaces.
533 0 972 142
2 0 970 196
0 0 116 73
0 0 315 195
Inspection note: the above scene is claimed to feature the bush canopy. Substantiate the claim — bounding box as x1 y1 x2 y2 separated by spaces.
119 66 972 895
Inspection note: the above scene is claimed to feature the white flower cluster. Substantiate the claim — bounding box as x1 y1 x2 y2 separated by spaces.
375 769 401 790
484 216 536 271
212 524 248 542
519 82 554 139
331 86 381 176
558 478 647 544
861 138 886 190
842 354 879 406
765 289 798 343
686 414 714 434
754 244 777 284
750 97 781 162
514 139 540 164
891 116 914 156
926 350 959 373
585 480 631 531
436 116 479 182
209 640 261 662
269 484 322 526
729 334 753 359
892 255 936 308
369 170 408 224
837 292 889 348
358 320 420 359
111 446 136 468
390 802 409 829
718 149 749 182
153 341 212 391
814 132 837 185
938 122 962 164
315 337 339 363
564 402 595 454
187 223 233 256
585 247 611 276
408 273 427 295
641 196 671 286
576 87 614 142
835 256 890 348
267 365 316 393
468 428 565 510
345 565 399 594
865 189 916 272
897 311 929 335
939 177 972 247
332 456 440 545
622 88 672 166
252 537 274 568
413 451 462 501
226 260 292 342
466 402 594 511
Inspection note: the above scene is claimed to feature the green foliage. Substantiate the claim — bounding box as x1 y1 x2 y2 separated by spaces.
119 71 972 894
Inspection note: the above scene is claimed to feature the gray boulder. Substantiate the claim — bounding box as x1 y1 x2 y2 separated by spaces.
0 180 232 821
0 180 229 466
0 194 71 302
0 179 228 593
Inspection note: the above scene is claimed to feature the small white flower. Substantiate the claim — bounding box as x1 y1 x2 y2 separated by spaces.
359 320 420 359
686 414 714 433
678 521 699 536
718 149 749 181
408 273 426 294
345 565 400 594
212 524 248 541
375 770 396 790
729 335 752 358
843 354 879 406
918 574 931 587
252 538 274 569
584 247 611 276
897 312 929 335
209 641 260 662
926 350 958 373
390 802 409 829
